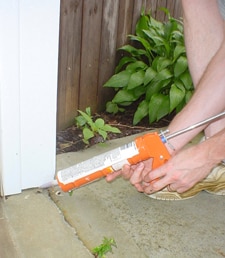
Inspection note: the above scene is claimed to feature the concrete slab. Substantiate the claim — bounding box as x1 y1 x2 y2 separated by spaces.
1 190 92 258
53 134 225 257
1 132 225 258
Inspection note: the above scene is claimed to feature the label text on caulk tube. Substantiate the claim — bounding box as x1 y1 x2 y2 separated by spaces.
57 141 139 184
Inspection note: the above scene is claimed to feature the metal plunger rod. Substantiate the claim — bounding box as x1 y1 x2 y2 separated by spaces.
166 111 225 140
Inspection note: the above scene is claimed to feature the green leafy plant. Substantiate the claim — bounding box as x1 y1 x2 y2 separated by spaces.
104 8 194 125
92 237 117 258
75 107 121 144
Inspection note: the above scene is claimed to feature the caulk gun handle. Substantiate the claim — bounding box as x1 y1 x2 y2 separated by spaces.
128 132 171 169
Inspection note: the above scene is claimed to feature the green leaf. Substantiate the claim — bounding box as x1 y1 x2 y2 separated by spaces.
95 118 105 129
103 124 121 133
174 56 188 78
105 101 119 114
185 90 193 103
127 70 145 89
112 90 136 103
75 115 86 127
179 71 193 90
78 110 93 124
149 16 163 31
148 94 170 122
156 95 170 121
118 45 146 57
151 35 170 55
144 67 157 85
173 45 186 61
169 83 185 112
83 127 94 141
129 35 151 53
97 129 107 140
146 79 170 100
115 56 136 73
133 100 149 125
126 61 147 72
149 93 166 123
153 68 173 81
104 70 131 88
135 13 150 37
156 57 172 72
85 107 92 116
133 85 146 99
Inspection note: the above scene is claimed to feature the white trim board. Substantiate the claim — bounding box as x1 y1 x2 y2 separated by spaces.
0 1 60 195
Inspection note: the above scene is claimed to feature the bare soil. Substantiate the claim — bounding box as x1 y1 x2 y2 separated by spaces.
56 107 174 154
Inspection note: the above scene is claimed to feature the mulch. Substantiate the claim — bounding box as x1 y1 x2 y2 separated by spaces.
56 108 174 154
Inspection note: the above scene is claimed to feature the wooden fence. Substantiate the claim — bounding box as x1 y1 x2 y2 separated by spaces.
57 0 182 130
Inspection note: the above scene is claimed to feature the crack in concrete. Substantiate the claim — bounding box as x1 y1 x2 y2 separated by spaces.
46 189 94 257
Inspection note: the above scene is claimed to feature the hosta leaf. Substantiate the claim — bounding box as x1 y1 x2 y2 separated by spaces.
146 79 170 100
174 56 187 78
150 16 163 31
112 89 136 103
104 70 131 88
133 85 146 99
156 57 172 72
152 36 170 54
118 45 140 55
169 83 185 112
129 35 151 52
185 90 193 103
153 68 173 81
171 30 184 44
118 101 133 107
173 45 186 61
156 95 170 121
144 67 157 85
106 101 119 114
135 13 149 37
126 61 147 72
115 56 137 73
133 100 149 125
164 20 178 40
127 70 145 89
148 93 165 123
179 71 193 90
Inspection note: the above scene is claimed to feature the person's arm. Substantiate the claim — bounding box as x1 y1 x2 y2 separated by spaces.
166 0 225 153
106 0 225 190
143 128 225 194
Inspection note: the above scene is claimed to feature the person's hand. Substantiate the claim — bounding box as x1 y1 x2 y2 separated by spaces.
106 159 153 192
143 143 216 194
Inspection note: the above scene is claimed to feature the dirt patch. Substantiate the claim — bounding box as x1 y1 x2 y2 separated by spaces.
56 108 174 154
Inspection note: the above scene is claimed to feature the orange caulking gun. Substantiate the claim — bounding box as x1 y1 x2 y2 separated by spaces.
41 111 225 192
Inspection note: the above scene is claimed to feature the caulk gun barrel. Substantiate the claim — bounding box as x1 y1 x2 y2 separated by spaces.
166 110 225 140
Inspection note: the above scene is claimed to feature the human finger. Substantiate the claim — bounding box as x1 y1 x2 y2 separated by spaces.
129 162 145 185
121 164 134 180
143 163 168 183
143 174 172 194
105 170 122 182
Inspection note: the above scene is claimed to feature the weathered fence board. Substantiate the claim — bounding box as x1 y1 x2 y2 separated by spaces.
57 0 182 130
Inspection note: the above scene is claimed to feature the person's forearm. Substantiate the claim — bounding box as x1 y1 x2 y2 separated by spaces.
200 128 225 166
167 41 225 154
